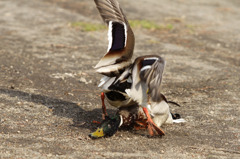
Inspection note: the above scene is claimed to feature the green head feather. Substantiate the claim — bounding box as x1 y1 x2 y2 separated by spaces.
89 115 121 139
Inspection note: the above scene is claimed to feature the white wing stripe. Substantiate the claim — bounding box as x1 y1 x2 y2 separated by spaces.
140 65 152 72
107 21 113 52
123 22 127 47
144 57 159 61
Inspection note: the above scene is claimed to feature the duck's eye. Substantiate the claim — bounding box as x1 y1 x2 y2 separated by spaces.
108 124 111 128
98 129 101 132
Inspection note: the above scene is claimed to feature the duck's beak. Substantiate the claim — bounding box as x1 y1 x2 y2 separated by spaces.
89 128 104 139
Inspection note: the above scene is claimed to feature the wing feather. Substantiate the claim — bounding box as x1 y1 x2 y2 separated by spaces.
94 0 126 24
140 56 165 102
94 0 134 76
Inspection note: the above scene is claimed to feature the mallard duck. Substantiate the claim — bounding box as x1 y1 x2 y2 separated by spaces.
89 96 184 138
89 104 139 138
93 0 180 136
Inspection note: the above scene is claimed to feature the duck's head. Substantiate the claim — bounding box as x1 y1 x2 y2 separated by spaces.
89 115 122 139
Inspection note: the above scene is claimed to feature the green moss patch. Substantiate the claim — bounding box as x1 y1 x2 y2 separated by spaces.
129 20 173 30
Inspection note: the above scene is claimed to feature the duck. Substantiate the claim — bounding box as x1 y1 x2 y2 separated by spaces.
89 104 139 139
92 0 183 137
89 96 184 138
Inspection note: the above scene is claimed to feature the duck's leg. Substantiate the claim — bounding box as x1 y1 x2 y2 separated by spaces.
101 92 108 120
142 107 165 136
134 119 148 130
92 92 107 124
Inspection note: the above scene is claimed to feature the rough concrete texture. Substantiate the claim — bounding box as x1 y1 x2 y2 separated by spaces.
0 0 239 158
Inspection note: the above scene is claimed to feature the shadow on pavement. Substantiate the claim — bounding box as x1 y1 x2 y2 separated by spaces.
0 88 116 131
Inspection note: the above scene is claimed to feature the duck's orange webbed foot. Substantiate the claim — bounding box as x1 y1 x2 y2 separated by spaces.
92 120 101 124
142 107 165 136
134 119 148 130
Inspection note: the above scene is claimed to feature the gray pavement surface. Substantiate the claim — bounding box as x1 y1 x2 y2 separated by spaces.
0 0 239 158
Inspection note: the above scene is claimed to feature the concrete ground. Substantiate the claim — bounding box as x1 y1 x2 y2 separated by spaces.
0 0 239 158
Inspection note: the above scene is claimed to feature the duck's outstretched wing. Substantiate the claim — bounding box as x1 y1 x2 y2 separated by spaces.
139 56 165 102
125 55 165 106
94 0 135 76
